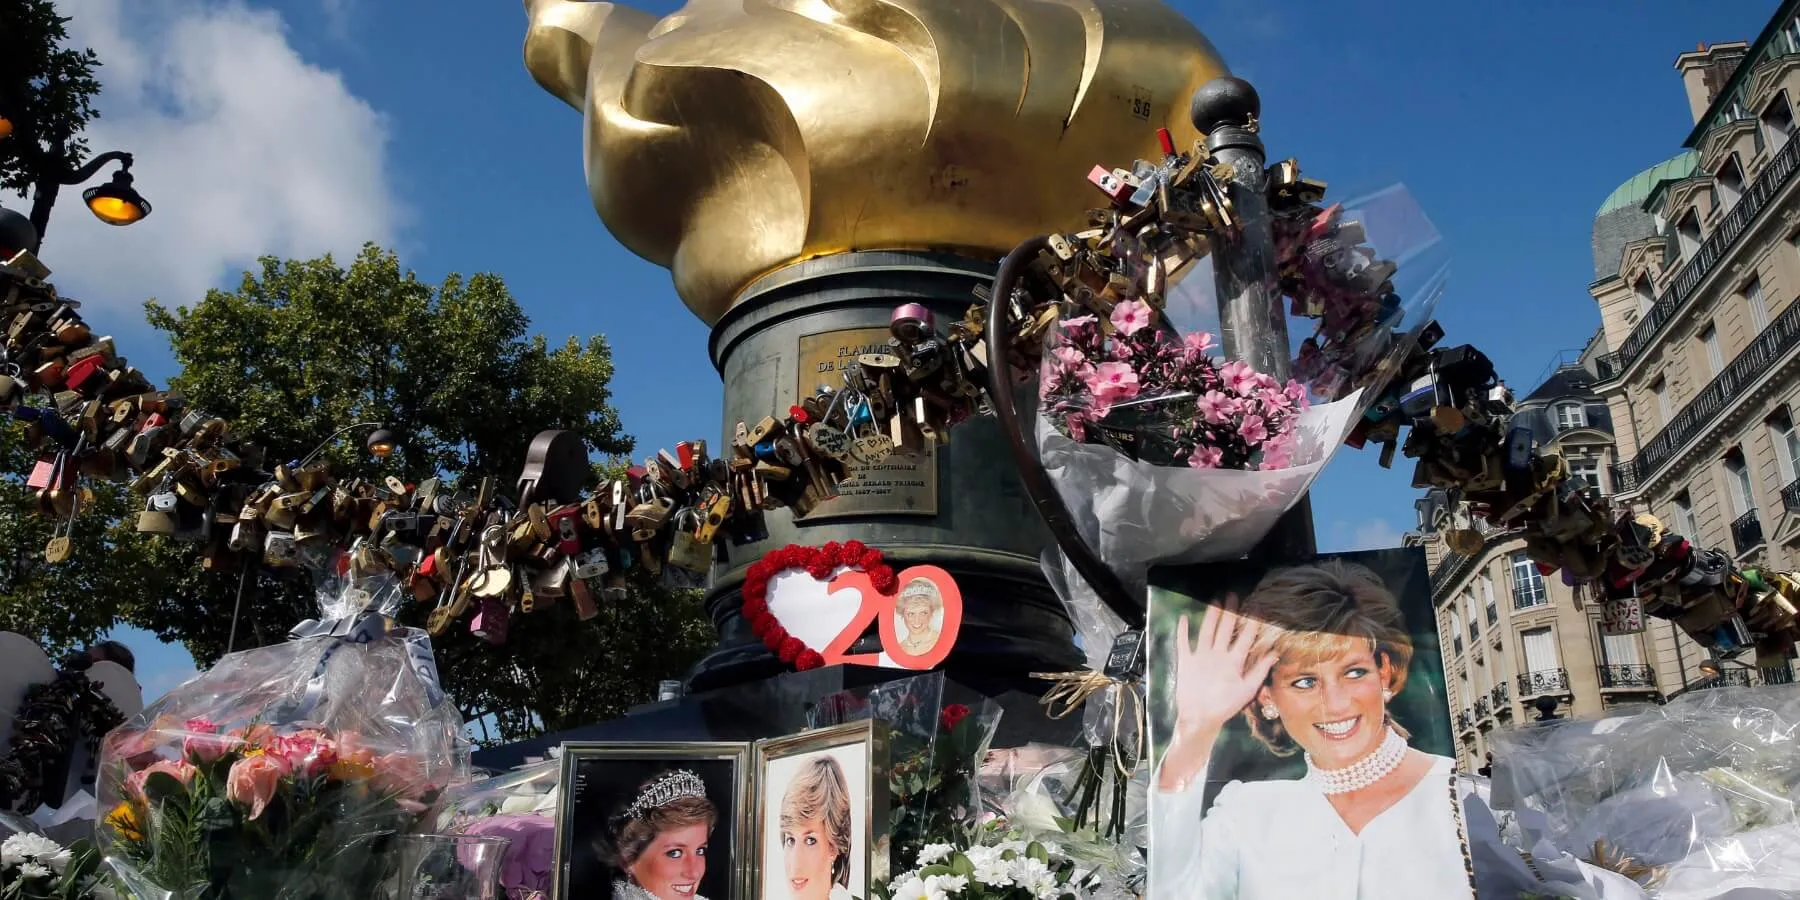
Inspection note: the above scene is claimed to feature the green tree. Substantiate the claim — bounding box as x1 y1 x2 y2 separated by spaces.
0 0 103 238
0 243 717 740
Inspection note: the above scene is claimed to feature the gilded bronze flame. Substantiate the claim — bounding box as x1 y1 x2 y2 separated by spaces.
522 0 1229 323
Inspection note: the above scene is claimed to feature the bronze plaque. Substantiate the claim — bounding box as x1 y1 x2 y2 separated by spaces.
795 327 939 518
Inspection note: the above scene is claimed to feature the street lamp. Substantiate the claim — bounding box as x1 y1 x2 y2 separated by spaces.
67 152 151 227
295 422 403 469
0 114 13 141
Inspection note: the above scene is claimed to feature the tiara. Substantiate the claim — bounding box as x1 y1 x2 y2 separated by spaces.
624 769 707 819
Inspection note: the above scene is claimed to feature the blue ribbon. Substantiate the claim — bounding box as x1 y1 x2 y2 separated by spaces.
278 611 446 722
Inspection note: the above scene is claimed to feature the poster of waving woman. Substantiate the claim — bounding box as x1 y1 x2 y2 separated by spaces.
1146 550 1476 900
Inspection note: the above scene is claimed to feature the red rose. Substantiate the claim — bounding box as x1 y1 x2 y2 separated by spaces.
822 541 842 559
796 650 825 671
842 540 868 559
749 614 774 637
940 704 972 732
870 566 898 595
859 551 883 571
778 637 805 663
743 596 769 617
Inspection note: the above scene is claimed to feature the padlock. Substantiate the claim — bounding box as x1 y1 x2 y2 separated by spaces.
547 504 584 556
470 597 510 645
569 575 600 621
264 530 300 567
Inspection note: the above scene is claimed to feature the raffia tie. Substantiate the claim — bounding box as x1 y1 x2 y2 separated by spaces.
1031 669 1146 775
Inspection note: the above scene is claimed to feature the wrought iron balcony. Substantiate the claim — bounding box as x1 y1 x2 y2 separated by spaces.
1474 696 1491 720
1784 478 1800 515
1489 683 1509 711
1764 666 1797 685
1718 669 1756 688
1596 134 1800 383
1456 711 1473 732
1733 509 1766 555
1513 585 1548 610
1615 298 1800 494
1518 668 1570 696
1598 664 1657 688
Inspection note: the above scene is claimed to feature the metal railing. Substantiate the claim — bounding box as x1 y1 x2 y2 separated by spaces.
1513 582 1548 610
1598 664 1657 688
1518 668 1570 696
1474 696 1491 720
1785 478 1800 515
1456 711 1473 732
1766 666 1797 685
1614 297 1800 495
1489 683 1509 712
1428 520 1522 596
1733 509 1766 555
1596 134 1800 382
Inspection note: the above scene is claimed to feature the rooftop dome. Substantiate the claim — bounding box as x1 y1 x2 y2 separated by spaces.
1591 150 1696 281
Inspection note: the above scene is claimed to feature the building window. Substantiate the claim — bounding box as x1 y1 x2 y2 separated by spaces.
1652 377 1673 425
1633 275 1655 314
1568 459 1603 493
1511 552 1547 609
1700 323 1724 376
1673 491 1698 538
1768 92 1797 150
1451 607 1464 654
1554 401 1587 432
1599 627 1643 666
1520 627 1558 675
1677 210 1702 259
1724 449 1756 517
1747 276 1770 332
1717 157 1745 211
1772 409 1800 485
1465 590 1479 639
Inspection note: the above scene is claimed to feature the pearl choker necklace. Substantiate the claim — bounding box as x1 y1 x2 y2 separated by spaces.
1304 726 1407 794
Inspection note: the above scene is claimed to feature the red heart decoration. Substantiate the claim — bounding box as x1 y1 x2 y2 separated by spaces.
742 542 894 671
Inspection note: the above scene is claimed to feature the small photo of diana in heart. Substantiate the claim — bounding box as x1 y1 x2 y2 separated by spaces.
1145 548 1476 900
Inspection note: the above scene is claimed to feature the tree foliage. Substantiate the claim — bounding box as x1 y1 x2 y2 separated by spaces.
0 244 718 742
0 0 103 232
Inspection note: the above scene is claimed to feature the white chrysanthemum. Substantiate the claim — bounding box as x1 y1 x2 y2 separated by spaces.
1011 857 1059 900
888 874 941 900
915 843 955 866
970 852 1014 888
17 862 51 880
925 874 967 896
2 834 65 866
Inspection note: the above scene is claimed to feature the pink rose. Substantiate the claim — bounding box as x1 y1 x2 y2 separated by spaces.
372 753 432 800
269 733 338 779
232 724 278 751
183 731 243 765
1239 414 1268 445
184 718 219 735
127 759 199 801
1084 362 1140 406
1188 446 1224 469
336 731 377 770
226 755 287 820
1109 300 1153 337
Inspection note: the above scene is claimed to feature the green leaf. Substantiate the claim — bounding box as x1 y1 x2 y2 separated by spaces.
197 796 237 832
1027 842 1049 864
950 853 975 878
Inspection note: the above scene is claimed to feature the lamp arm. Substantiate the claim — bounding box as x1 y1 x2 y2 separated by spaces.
297 421 386 468
59 151 134 186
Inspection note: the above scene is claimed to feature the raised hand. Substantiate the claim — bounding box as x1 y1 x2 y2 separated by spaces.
520 0 1228 324
1159 594 1279 789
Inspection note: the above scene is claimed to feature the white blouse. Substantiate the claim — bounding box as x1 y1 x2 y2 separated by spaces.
1149 754 1476 900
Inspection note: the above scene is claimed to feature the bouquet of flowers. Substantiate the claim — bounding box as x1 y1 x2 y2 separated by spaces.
436 757 562 900
876 826 1095 900
0 831 109 900
99 718 443 898
1039 300 1307 472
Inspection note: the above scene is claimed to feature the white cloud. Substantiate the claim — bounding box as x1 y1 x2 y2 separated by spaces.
1325 518 1406 552
27 0 401 314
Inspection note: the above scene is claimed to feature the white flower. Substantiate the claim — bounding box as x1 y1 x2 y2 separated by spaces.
925 874 968 896
970 853 1014 888
888 874 942 900
2 834 65 868
916 843 955 866
17 862 51 880
1011 857 1059 900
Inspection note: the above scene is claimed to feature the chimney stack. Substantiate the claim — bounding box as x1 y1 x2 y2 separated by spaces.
1676 41 1751 125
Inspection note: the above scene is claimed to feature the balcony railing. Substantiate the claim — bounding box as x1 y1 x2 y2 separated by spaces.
1489 683 1509 712
1598 664 1657 688
1614 298 1800 495
1518 668 1570 696
1474 697 1490 720
1765 666 1797 685
1456 711 1473 732
1513 584 1548 610
1785 478 1800 515
1428 520 1523 596
1596 134 1800 382
1733 509 1766 555
1718 669 1756 688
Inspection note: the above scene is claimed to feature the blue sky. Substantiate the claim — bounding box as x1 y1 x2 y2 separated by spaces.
39 0 1775 700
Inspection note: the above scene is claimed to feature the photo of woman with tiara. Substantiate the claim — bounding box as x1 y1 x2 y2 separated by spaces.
556 744 749 900
1146 550 1476 900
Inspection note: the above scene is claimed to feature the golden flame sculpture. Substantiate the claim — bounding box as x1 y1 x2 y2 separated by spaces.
523 0 1228 323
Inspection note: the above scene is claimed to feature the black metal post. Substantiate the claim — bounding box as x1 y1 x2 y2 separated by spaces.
1191 76 1317 561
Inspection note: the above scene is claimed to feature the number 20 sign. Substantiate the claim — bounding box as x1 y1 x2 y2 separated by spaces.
824 565 963 669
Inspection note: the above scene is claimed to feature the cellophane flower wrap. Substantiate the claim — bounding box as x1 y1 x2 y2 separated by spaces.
0 812 111 900
1036 185 1447 690
95 572 469 899
435 757 560 900
978 744 1145 900
1480 684 1800 899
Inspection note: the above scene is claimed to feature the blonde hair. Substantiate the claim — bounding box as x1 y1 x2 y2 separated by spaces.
779 757 852 888
896 579 941 616
1237 561 1414 755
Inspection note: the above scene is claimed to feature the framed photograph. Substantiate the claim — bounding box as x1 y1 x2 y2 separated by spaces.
555 742 752 900
752 722 890 900
1144 549 1475 900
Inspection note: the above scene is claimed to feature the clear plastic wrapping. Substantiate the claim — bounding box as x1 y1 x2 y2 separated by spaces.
95 573 469 899
436 758 561 900
1486 684 1800 898
977 742 1146 900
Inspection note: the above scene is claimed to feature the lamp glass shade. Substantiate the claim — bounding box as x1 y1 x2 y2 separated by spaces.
83 178 150 226
0 115 12 140
365 428 399 459
1698 658 1724 678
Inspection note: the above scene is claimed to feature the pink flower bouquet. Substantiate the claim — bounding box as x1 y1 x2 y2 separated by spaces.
1039 299 1308 471
98 717 443 899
